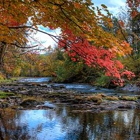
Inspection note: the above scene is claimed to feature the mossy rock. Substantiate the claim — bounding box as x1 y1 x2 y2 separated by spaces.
72 96 85 103
86 95 102 103
96 93 107 97
74 96 84 100
105 96 119 101
119 96 138 101
20 98 43 107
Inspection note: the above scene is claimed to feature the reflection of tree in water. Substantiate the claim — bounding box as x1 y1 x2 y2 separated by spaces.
76 110 140 140
54 107 140 140
1 106 140 140
0 109 34 140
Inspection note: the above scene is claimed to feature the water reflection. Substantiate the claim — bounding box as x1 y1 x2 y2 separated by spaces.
1 107 140 140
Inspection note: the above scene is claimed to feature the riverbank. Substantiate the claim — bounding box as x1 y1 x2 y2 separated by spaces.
0 81 140 113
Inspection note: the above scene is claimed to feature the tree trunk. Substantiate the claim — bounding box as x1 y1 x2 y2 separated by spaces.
0 42 6 73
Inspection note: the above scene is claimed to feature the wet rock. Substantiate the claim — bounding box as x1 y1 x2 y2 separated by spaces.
39 84 47 87
0 102 9 108
8 96 21 99
18 87 27 90
11 106 23 110
71 100 138 113
10 88 17 92
99 104 118 111
6 96 22 105
2 78 140 112
36 105 54 109
51 84 65 90
71 110 93 113
20 99 43 107
18 90 29 95
118 104 136 109
28 90 34 94
3 89 11 92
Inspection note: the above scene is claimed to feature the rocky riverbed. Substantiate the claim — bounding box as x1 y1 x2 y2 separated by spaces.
0 81 140 113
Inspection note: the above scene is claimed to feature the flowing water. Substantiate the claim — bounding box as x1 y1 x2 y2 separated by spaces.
18 77 52 83
18 77 140 96
1 77 140 140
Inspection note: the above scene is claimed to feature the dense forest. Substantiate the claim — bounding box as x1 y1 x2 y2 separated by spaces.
0 0 140 87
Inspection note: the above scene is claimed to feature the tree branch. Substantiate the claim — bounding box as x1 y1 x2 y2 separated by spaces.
116 20 129 43
10 43 38 49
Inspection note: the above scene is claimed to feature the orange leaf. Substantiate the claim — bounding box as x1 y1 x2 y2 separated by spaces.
74 2 81 9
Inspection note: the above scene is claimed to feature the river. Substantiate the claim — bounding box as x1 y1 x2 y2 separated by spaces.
1 77 140 140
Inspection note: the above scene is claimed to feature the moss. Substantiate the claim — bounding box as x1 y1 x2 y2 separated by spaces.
0 91 15 98
119 96 138 101
105 96 119 101
86 95 102 103
96 93 107 97
74 96 85 101
22 96 40 101
22 98 37 102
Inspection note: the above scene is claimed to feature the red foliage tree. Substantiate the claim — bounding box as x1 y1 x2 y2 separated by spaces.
58 29 135 86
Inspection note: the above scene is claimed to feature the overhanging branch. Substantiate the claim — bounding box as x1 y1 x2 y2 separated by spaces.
8 26 60 38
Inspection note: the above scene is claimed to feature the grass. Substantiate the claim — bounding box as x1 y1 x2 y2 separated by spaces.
0 91 15 98
0 77 19 84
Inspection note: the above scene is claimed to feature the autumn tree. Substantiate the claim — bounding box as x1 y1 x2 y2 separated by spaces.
0 0 135 83
114 0 140 78
120 0 140 53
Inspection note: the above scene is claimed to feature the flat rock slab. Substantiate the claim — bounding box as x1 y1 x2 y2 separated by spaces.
70 100 138 113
